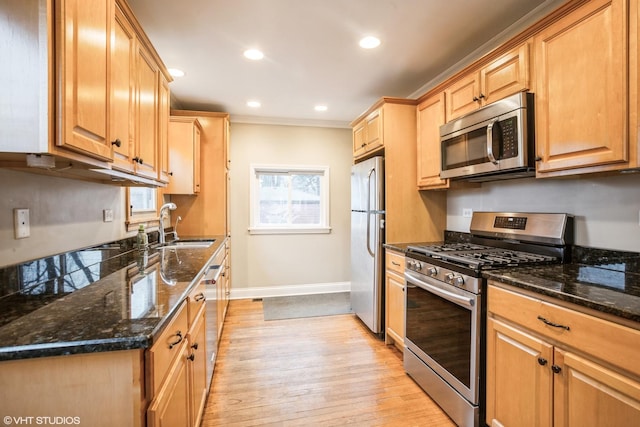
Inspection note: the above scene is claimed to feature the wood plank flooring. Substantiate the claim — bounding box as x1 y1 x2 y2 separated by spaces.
201 299 455 426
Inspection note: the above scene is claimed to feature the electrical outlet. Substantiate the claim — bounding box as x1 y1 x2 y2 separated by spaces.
103 209 114 222
14 208 30 239
462 208 473 218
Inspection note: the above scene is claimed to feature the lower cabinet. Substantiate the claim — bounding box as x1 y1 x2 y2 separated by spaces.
385 249 405 351
486 283 640 427
147 298 208 427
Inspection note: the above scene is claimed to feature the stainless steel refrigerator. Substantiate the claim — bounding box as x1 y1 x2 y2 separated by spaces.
350 156 385 334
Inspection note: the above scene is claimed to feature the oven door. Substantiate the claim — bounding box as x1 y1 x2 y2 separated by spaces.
404 269 481 404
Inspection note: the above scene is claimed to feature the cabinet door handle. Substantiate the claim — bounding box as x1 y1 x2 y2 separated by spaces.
191 342 199 350
479 93 486 100
168 331 183 349
473 96 479 102
537 315 570 331
111 139 122 147
187 353 195 362
538 357 548 366
195 293 205 302
391 261 401 266
552 365 562 374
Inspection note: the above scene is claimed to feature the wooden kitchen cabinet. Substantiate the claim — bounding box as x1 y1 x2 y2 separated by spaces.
187 301 207 427
166 117 202 195
445 43 530 121
158 75 171 183
486 283 640 427
134 44 161 180
110 2 137 173
56 0 113 162
416 93 449 190
352 107 383 159
170 111 231 237
385 249 405 351
534 0 633 177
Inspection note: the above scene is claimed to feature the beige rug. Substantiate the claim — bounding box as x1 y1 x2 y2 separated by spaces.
262 292 352 321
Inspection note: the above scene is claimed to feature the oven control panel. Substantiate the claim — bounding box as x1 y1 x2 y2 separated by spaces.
406 259 480 294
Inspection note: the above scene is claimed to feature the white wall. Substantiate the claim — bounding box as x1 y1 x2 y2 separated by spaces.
229 123 352 296
447 174 640 252
0 169 129 267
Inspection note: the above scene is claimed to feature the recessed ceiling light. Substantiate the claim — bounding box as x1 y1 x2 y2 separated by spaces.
243 49 264 60
359 36 381 49
314 105 328 112
247 100 261 108
168 68 185 77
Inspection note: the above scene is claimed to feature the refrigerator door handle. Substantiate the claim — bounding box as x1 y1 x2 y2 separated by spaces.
366 167 376 257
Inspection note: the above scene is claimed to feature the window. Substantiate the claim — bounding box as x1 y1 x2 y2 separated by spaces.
126 187 159 230
249 164 330 234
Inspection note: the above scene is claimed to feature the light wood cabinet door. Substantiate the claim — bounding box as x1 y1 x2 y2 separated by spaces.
166 117 202 195
486 317 553 427
188 311 208 427
158 75 171 183
417 93 448 189
445 73 481 121
384 250 404 351
110 3 136 173
534 0 628 175
147 344 190 427
135 45 159 179
553 349 640 427
352 121 367 157
56 0 112 161
217 257 228 338
481 43 529 105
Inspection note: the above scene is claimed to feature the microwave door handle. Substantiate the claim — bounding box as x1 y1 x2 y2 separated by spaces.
486 119 499 165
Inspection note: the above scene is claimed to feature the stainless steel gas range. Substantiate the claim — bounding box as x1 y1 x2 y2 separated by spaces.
403 212 573 427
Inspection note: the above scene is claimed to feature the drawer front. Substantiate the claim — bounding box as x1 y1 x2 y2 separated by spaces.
386 250 405 275
149 301 189 397
187 282 206 327
488 283 640 377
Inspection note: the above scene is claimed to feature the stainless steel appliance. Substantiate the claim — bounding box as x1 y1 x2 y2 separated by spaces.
404 212 573 427
350 156 385 334
440 92 535 181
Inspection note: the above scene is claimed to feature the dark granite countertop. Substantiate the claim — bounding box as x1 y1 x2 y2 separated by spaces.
0 235 226 361
386 235 640 325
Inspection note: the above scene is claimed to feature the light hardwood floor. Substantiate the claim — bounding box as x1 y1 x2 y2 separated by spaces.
201 299 455 426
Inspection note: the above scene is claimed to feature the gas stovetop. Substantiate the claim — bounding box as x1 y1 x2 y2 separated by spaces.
405 212 574 276
406 243 559 272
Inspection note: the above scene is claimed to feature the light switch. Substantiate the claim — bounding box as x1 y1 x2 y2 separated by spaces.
14 208 30 239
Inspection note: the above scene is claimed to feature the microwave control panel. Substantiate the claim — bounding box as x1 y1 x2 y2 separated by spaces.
499 116 518 158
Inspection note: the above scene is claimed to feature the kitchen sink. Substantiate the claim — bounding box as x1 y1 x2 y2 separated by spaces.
159 239 215 249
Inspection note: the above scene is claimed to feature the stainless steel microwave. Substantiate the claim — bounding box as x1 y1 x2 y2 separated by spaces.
439 92 535 181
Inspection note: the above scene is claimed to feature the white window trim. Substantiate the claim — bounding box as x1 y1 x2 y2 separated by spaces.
249 164 331 235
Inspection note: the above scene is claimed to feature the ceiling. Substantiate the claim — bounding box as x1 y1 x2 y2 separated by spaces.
127 0 565 128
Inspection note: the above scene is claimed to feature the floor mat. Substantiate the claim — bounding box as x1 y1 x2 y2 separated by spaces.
262 292 352 321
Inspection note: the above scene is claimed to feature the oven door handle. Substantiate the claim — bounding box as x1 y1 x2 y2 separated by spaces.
405 271 475 309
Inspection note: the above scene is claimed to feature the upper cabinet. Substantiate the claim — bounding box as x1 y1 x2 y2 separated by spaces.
445 43 530 122
352 108 383 159
158 75 171 184
166 117 202 195
416 93 448 190
0 0 171 186
534 0 635 177
56 0 113 162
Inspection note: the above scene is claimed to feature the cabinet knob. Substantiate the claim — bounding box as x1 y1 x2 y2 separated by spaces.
191 342 199 350
169 171 173 176
187 353 195 362
535 156 542 162
538 357 548 366
479 93 486 99
473 96 479 102
552 365 562 374
111 139 122 147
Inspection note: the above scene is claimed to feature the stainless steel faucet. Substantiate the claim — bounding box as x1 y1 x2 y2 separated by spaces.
158 202 177 244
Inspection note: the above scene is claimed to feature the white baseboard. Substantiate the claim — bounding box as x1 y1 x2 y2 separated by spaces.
204 281 350 301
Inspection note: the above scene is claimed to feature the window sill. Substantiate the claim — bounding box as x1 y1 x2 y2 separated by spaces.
248 226 331 235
